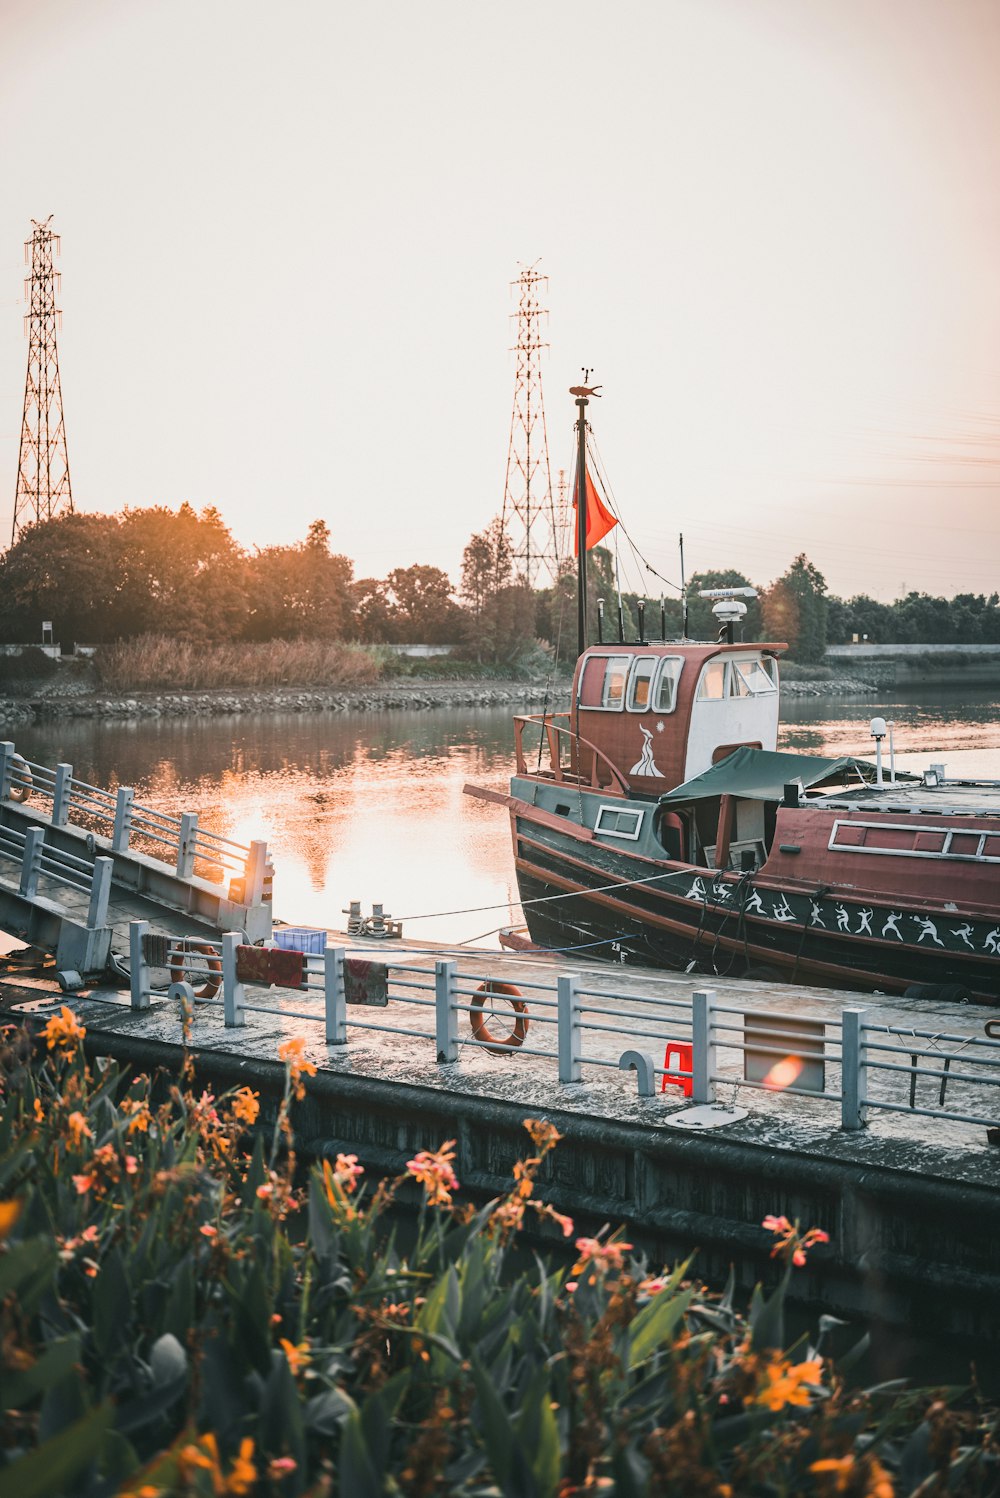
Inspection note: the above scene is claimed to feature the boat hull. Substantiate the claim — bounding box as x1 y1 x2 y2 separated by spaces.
513 813 1000 1000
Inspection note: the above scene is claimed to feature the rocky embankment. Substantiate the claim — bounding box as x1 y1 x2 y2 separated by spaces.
0 678 568 727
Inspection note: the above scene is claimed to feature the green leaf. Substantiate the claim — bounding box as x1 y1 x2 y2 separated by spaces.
520 1379 560 1498
338 1409 382 1498
0 1335 81 1411
93 1247 131 1358
749 1265 789 1353
471 1359 514 1490
627 1287 695 1370
0 1238 57 1306
260 1354 306 1471
304 1386 356 1436
0 1404 112 1498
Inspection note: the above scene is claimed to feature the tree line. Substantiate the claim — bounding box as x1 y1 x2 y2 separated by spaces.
1 506 997 663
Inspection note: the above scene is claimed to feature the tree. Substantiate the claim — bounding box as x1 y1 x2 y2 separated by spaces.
244 521 354 640
116 504 249 642
353 578 396 643
0 513 127 644
385 565 463 644
762 555 828 662
460 518 532 663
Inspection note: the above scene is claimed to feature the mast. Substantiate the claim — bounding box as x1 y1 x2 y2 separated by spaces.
575 388 589 657
570 374 601 658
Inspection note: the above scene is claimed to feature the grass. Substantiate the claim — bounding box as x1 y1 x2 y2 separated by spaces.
94 636 388 692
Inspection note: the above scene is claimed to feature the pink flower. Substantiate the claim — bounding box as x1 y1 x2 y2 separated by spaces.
200 1224 218 1239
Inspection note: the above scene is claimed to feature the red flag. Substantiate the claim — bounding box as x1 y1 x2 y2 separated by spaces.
573 463 618 554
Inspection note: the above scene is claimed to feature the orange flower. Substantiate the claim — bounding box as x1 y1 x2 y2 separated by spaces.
763 1214 830 1267
533 1202 574 1238
72 1173 95 1195
42 1005 86 1053
278 1036 317 1099
573 1236 633 1274
406 1140 459 1207
524 1118 562 1153
811 1454 894 1497
756 1357 823 1412
225 1437 257 1495
33 1098 44 1123
332 1152 363 1192
0 1200 22 1240
200 1224 218 1239
230 1087 260 1126
279 1337 310 1376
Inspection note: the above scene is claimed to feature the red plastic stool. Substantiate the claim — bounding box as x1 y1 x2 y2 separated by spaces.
662 1041 693 1096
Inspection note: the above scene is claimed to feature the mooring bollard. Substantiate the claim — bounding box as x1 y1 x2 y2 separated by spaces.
691 989 717 1104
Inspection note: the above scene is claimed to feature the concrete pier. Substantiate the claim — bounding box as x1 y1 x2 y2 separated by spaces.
5 940 998 1352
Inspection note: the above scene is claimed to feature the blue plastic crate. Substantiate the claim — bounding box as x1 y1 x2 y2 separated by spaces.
271 927 326 955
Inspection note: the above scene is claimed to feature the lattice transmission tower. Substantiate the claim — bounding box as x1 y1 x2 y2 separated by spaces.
12 216 73 544
500 263 559 587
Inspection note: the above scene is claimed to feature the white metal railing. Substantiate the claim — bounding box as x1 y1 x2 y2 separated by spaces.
124 922 1000 1136
0 819 113 931
0 740 270 897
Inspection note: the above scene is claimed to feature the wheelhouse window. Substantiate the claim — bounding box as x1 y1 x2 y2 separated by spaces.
626 656 657 711
696 661 727 700
652 657 682 713
732 659 777 696
579 653 631 711
696 657 777 701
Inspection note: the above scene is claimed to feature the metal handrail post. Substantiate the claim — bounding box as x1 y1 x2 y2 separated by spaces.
19 827 43 898
86 857 113 929
176 812 198 879
692 989 717 1104
51 763 72 826
841 1008 868 1131
435 959 458 1062
129 920 150 1010
222 932 246 1028
112 787 134 851
0 742 15 800
325 946 347 1044
558 973 582 1082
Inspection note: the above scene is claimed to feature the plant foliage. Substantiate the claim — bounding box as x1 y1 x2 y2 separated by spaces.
0 1016 996 1495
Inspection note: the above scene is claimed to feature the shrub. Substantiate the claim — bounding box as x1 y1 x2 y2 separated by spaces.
94 636 385 692
0 1015 996 1495
0 645 59 694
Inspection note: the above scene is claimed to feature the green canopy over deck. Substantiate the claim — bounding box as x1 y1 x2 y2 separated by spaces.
657 746 874 805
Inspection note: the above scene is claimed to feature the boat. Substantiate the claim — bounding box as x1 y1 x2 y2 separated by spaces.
466 385 1000 1002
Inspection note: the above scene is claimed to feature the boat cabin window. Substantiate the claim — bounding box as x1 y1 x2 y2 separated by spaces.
696 661 727 700
579 653 631 712
732 659 777 696
626 657 657 711
651 656 683 713
696 657 777 701
581 652 684 714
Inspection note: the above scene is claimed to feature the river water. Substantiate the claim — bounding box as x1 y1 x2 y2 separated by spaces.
9 686 1000 947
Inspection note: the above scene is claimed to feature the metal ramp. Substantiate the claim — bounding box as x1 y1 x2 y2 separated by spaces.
0 740 273 980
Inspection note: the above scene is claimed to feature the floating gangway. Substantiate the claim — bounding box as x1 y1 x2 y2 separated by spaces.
0 741 272 982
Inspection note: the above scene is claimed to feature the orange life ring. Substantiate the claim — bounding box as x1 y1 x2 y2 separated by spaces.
470 980 529 1055
169 941 222 1001
9 755 31 803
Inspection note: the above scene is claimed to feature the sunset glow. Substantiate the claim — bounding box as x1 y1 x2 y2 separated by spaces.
1 1 998 599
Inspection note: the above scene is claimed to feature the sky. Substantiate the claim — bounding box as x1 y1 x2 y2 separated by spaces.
1 0 998 604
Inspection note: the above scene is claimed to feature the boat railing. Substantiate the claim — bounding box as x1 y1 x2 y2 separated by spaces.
125 922 1000 1142
513 712 629 795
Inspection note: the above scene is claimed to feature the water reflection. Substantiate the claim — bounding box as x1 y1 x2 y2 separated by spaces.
11 689 999 946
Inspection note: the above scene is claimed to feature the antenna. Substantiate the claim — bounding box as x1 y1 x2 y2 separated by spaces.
12 217 74 543
500 263 559 587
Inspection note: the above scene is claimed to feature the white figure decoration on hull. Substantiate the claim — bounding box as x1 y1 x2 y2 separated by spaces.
912 915 944 947
881 912 904 941
629 727 663 778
